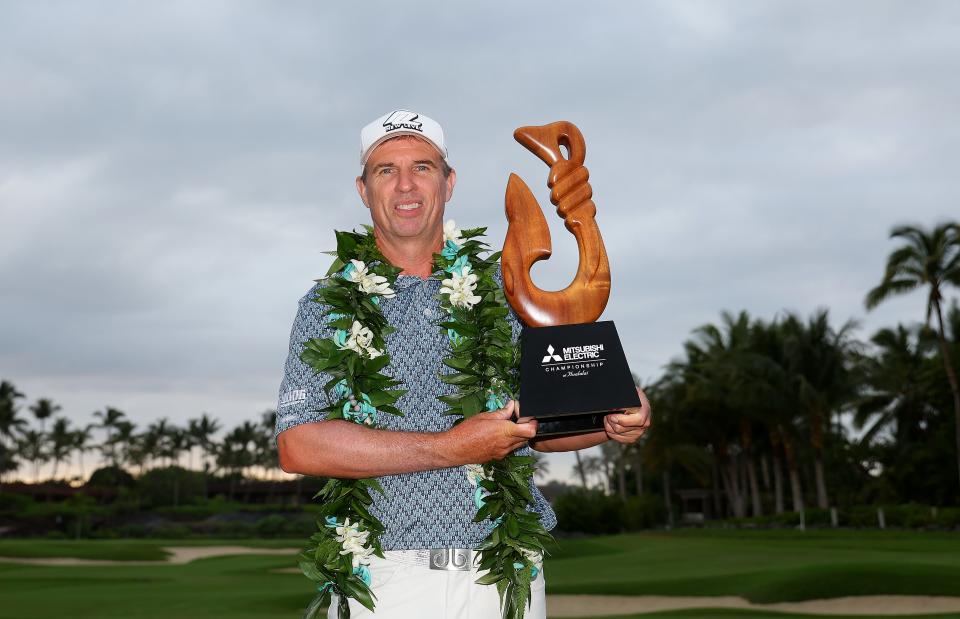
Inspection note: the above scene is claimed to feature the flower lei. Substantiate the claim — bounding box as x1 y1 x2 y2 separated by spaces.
297 221 553 619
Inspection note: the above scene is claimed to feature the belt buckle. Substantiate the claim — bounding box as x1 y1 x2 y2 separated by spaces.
429 548 472 571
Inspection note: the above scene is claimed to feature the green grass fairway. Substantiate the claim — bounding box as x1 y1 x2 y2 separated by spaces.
0 537 297 561
545 529 960 602
0 531 959 618
0 553 308 619
565 612 960 619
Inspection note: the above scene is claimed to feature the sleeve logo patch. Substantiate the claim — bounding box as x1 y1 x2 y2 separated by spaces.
279 389 307 408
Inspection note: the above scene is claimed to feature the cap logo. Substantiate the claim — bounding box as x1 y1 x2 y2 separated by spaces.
383 110 423 134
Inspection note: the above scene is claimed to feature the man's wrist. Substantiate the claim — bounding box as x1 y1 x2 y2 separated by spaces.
430 429 461 469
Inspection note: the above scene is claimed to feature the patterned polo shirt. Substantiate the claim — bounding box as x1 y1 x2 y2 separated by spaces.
275 270 558 550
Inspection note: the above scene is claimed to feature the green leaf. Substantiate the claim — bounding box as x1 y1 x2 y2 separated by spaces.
303 590 332 619
335 230 359 262
363 354 391 374
440 372 479 386
462 391 484 416
328 317 354 331
505 515 520 537
474 571 504 585
376 404 405 417
299 558 326 582
360 477 386 496
366 389 406 407
342 576 377 611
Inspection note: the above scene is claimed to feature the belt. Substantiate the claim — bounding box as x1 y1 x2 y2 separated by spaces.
382 548 476 571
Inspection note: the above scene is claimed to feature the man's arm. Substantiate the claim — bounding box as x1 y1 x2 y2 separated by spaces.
278 400 537 478
529 388 652 453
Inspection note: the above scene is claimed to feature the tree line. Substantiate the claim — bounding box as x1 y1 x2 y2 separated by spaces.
0 386 279 487
568 222 960 519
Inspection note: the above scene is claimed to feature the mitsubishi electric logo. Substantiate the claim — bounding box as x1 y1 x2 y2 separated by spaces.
541 343 605 365
542 345 562 363
383 110 423 133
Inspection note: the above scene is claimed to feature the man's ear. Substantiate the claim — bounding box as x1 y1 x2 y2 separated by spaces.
355 176 370 209
444 168 457 203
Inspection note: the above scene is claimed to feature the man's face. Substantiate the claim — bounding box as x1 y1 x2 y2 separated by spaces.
356 136 456 246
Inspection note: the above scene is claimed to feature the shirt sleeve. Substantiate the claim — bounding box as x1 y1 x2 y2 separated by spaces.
275 282 333 437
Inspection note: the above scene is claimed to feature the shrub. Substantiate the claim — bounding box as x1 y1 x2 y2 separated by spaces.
138 467 205 507
621 495 666 530
86 466 136 489
146 524 192 538
934 507 960 529
254 514 289 537
0 492 32 516
804 508 832 527
553 490 626 535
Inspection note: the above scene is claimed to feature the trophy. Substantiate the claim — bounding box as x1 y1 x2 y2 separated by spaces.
503 121 641 435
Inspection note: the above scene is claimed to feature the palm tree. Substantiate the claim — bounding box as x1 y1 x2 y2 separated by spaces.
142 419 168 470
780 310 859 509
255 411 279 479
48 417 74 480
0 380 27 452
125 432 152 476
600 441 627 499
17 430 48 482
0 447 17 486
855 324 934 446
29 398 60 435
235 421 259 477
158 423 186 468
580 455 605 491
866 222 960 486
151 418 180 468
112 420 137 470
750 318 808 514
188 413 221 471
93 407 127 467
216 426 255 500
71 425 94 482
572 451 588 490
642 380 711 526
680 311 758 518
0 381 27 487
629 441 644 496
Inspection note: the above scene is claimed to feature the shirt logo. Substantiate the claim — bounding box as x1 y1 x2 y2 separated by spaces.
383 110 423 134
278 389 307 408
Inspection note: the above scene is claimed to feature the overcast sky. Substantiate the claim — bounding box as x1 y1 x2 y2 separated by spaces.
2 1 959 483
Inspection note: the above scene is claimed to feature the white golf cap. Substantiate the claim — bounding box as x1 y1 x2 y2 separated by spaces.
360 109 448 166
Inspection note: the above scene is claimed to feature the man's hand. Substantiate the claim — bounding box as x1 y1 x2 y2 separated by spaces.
604 387 652 445
441 400 537 463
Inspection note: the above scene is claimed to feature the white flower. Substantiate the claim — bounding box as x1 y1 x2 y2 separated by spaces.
338 320 382 358
519 547 543 565
346 259 395 298
439 265 481 309
443 220 463 245
334 518 374 568
465 463 491 486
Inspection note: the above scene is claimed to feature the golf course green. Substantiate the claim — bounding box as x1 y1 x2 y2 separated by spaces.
0 530 958 618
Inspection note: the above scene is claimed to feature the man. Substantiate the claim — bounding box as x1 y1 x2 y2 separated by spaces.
276 109 651 618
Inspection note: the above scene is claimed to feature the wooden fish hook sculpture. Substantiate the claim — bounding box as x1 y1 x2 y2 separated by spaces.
502 121 611 327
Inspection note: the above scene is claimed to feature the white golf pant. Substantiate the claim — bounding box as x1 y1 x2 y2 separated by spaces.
328 550 546 618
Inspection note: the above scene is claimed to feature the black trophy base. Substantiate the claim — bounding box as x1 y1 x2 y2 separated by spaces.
534 411 607 436
518 321 641 437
